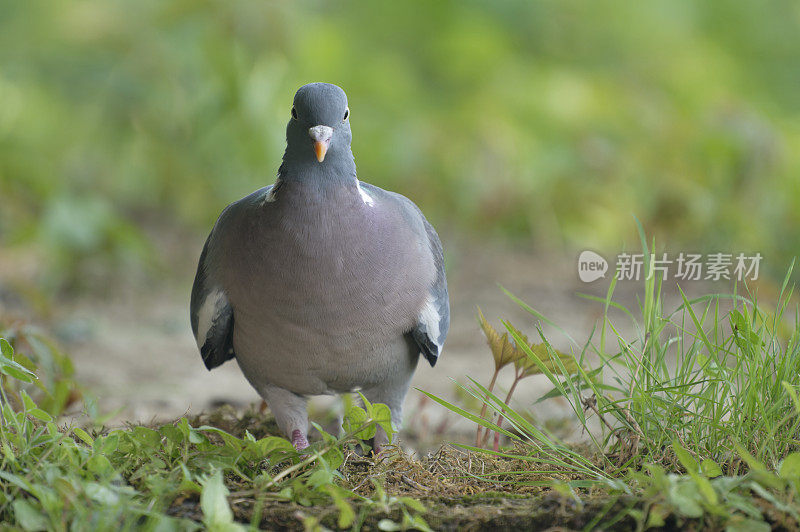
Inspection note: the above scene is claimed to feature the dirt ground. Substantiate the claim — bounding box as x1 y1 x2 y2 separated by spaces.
0 231 715 448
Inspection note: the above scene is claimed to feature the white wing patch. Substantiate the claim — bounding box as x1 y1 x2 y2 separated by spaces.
195 288 228 349
357 182 375 206
418 294 441 348
263 176 282 203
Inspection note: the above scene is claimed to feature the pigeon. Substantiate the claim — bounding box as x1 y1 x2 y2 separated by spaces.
190 83 449 451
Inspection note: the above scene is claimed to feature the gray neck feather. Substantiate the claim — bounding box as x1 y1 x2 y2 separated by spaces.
278 146 358 196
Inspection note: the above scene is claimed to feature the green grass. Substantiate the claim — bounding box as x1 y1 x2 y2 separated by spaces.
427 233 800 528
0 336 431 531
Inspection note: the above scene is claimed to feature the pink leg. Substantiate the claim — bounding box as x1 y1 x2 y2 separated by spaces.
259 385 309 450
291 429 309 450
371 425 392 456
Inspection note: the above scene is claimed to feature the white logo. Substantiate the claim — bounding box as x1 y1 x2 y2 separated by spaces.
578 250 608 283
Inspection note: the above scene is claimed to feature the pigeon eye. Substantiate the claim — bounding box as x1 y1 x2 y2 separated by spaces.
343 108 349 121
291 107 298 120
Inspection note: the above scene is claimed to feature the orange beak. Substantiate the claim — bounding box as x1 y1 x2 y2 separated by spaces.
314 141 328 163
308 125 334 163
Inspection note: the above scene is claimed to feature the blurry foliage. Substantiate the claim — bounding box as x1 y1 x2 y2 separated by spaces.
1 0 799 287
0 336 429 530
0 326 79 417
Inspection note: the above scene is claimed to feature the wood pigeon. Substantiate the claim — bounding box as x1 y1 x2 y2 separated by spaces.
190 83 449 451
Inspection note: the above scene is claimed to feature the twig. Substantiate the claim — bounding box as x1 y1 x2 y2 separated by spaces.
486 370 523 450
400 475 430 492
582 395 615 434
475 368 500 446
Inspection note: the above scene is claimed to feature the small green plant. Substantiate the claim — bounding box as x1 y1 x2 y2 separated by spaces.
342 392 396 448
474 308 577 450
0 324 79 417
0 336 428 530
428 226 800 528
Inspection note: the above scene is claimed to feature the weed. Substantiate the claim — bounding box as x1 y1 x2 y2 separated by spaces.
429 230 800 529
0 337 429 530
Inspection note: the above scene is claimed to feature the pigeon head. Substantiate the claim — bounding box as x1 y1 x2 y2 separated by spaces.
285 83 352 165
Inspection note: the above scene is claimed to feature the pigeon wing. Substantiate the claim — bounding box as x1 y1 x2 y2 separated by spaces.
190 229 235 370
410 214 450 367
362 183 450 367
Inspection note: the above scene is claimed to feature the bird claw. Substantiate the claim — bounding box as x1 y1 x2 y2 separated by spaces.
291 429 309 451
370 439 396 458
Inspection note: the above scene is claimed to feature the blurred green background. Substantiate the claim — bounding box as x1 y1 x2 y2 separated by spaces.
1 0 799 290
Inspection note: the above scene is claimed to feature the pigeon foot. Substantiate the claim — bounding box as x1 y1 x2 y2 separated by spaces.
291 429 309 450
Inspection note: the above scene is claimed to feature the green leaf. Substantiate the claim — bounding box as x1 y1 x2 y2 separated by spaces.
734 443 783 490
198 426 244 451
177 417 205 444
73 427 93 446
0 338 12 358
672 443 717 504
26 408 53 422
405 514 434 532
783 382 800 415
12 499 48 532
729 310 761 348
201 470 235 527
335 498 355 529
779 453 800 480
734 443 766 472
725 492 763 518
129 427 162 449
694 476 718 505
323 485 356 528
700 459 723 478
0 471 35 493
88 454 114 477
399 496 427 513
177 463 202 494
672 440 699 475
0 339 37 383
321 446 345 470
352 395 396 439
371 403 395 438
2 443 16 464
99 433 120 454
20 390 37 410
307 468 333 489
377 519 402 531
85 483 120 505
725 516 770 532
646 503 669 528
669 480 703 518
160 425 184 445
343 405 375 440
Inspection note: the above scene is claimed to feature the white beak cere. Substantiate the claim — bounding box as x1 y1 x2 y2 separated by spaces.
308 125 333 143
308 125 334 162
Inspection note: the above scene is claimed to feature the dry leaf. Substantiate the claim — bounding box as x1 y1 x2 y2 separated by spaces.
477 307 516 371
505 322 579 377
478 309 578 377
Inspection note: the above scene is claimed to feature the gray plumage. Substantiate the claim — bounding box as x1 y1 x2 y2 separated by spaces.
190 83 449 450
